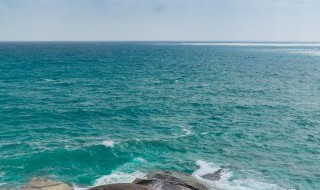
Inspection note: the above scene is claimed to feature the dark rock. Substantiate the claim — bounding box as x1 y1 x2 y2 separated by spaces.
88 183 149 190
200 169 223 181
133 171 207 190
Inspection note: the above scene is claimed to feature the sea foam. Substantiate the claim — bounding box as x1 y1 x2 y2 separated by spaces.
102 140 116 148
90 160 291 190
94 171 146 186
193 160 292 190
181 126 193 136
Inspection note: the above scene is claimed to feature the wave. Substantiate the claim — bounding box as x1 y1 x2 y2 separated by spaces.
93 157 147 186
172 126 193 138
94 171 146 186
44 79 54 82
102 140 117 148
88 159 293 190
179 42 320 47
182 128 192 136
193 160 293 190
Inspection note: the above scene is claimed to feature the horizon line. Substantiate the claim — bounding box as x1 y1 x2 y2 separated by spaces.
0 40 320 43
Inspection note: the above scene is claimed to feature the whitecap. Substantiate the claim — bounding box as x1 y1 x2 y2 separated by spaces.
94 171 146 186
193 160 293 190
172 126 193 138
102 140 116 148
44 79 54 82
182 128 192 136
179 126 193 136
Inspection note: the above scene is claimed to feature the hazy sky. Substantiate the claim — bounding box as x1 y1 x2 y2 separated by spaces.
0 0 320 41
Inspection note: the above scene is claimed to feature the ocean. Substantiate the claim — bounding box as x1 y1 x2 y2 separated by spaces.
0 42 319 190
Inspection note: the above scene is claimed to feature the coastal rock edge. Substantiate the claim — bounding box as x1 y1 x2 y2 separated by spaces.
21 178 71 190
15 169 223 190
133 171 208 190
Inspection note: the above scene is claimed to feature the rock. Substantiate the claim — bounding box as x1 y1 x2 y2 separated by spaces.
133 171 207 190
21 178 71 190
200 169 223 181
88 183 148 190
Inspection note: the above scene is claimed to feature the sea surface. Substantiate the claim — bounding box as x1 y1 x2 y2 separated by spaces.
0 42 319 190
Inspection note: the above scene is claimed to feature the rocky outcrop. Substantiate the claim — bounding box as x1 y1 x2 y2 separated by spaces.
200 168 223 181
89 183 148 190
21 178 71 190
17 169 223 190
133 171 207 190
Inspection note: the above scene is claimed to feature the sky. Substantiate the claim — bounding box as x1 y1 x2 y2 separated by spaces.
0 0 320 41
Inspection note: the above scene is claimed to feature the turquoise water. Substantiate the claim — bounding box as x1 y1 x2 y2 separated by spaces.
0 42 319 190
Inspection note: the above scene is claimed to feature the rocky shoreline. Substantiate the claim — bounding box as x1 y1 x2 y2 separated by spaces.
4 169 223 190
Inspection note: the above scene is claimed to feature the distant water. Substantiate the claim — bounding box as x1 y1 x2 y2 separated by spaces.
0 42 320 190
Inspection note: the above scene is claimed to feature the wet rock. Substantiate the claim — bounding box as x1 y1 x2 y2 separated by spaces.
200 169 223 181
21 178 71 190
88 183 148 190
133 171 207 190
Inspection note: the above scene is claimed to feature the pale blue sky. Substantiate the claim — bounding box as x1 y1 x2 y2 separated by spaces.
0 0 319 41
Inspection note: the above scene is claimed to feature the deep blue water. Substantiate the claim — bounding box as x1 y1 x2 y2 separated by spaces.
0 42 320 190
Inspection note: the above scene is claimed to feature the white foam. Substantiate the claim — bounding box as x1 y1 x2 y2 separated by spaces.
180 126 193 136
76 159 293 190
182 128 192 135
180 43 320 47
94 171 146 186
289 50 320 57
173 126 193 138
72 184 88 190
193 160 293 190
102 140 116 148
0 183 6 187
193 160 221 177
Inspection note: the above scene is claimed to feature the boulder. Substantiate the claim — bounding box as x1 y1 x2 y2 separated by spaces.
88 183 148 190
21 178 71 190
200 169 223 181
133 171 207 190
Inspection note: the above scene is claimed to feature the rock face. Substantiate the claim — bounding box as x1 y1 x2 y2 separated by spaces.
21 178 71 190
133 171 208 190
89 183 148 190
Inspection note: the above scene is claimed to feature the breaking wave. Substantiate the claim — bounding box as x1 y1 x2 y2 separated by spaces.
86 159 293 190
193 160 293 190
94 171 146 186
